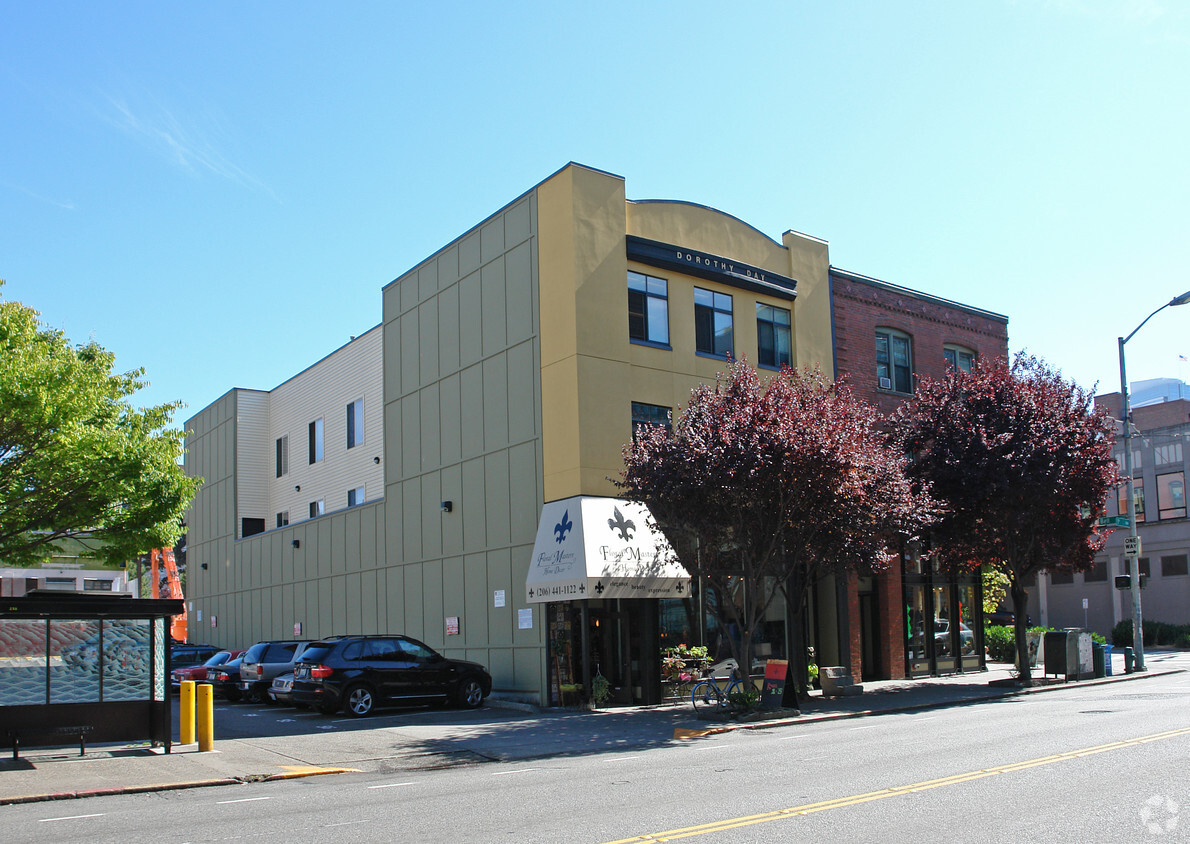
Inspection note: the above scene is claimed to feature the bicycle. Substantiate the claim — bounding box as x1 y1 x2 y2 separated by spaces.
690 674 746 714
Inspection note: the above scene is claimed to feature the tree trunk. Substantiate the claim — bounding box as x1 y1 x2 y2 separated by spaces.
1010 576 1032 686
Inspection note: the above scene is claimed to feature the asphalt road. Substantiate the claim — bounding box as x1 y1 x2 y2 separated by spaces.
7 665 1190 843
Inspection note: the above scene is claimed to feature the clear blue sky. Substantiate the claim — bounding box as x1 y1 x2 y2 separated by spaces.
3 1 1189 423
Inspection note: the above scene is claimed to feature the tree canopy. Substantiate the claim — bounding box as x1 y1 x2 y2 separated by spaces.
896 354 1119 682
0 285 200 568
618 360 932 694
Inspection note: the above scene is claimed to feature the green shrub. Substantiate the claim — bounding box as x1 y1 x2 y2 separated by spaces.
984 625 1016 663
1112 619 1132 647
727 687 761 712
1112 618 1190 648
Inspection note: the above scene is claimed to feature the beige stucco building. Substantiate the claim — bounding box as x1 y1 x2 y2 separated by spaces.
185 163 836 704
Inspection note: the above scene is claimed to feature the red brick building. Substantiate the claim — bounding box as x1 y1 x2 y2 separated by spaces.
829 267 1010 680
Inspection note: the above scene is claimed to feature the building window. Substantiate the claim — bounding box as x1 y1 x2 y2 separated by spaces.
1161 555 1188 577
1119 482 1146 523
276 435 289 478
1084 561 1107 582
242 518 265 538
348 485 365 507
628 271 669 346
43 577 76 591
347 399 364 449
1154 443 1183 466
309 500 324 519
756 303 791 369
1049 570 1073 585
944 345 975 373
308 419 323 464
876 329 913 393
83 578 114 591
1137 557 1151 577
694 287 733 358
276 511 289 528
1157 472 1186 520
631 401 672 438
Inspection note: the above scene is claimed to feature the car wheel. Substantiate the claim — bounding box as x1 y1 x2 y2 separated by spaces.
457 676 485 709
345 684 375 717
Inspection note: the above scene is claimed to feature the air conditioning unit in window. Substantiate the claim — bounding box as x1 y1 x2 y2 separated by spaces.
879 377 892 390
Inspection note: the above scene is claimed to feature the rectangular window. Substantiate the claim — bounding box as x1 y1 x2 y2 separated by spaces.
1161 554 1188 577
309 500 324 519
308 419 323 464
1157 471 1186 520
756 303 792 369
627 271 670 346
1083 560 1107 582
276 511 289 528
1154 443 1183 466
876 330 913 393
1137 557 1151 577
944 346 975 373
1049 570 1073 585
694 287 733 357
83 579 113 591
1119 482 1146 523
241 518 265 538
275 435 289 478
347 399 364 449
348 485 365 507
631 401 672 437
43 577 76 591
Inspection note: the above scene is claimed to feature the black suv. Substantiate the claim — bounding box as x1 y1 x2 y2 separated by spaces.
293 635 492 717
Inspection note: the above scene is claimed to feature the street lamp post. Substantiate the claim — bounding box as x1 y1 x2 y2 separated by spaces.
1118 289 1190 672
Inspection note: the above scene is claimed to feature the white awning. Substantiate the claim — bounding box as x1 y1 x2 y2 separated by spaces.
525 495 691 604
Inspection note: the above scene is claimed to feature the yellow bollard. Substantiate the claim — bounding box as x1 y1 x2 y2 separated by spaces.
196 683 215 752
180 680 196 745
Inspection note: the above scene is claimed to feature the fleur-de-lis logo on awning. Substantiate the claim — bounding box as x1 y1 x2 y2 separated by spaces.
608 506 635 542
554 509 573 544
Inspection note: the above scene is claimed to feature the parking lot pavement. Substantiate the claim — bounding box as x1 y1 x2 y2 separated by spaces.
2 653 1185 805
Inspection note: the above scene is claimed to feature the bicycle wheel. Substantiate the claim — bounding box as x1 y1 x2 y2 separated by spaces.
721 680 741 710
691 679 722 713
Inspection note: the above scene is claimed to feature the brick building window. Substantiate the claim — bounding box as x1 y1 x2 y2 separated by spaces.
1119 483 1146 523
1157 472 1186 520
876 328 913 393
944 345 975 373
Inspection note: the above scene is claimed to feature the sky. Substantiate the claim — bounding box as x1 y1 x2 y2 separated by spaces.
3 1 1189 426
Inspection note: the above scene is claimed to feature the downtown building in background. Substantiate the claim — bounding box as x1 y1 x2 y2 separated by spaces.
184 163 1008 705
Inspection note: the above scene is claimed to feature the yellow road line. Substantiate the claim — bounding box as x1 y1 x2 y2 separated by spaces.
604 725 1190 843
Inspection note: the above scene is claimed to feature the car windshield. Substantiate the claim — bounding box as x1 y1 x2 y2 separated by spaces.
203 652 232 667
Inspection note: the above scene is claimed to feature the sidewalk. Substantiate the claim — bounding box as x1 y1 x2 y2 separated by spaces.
2 655 1183 806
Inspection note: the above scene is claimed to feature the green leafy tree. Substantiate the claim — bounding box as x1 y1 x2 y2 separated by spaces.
897 354 1118 684
0 284 200 568
618 360 932 697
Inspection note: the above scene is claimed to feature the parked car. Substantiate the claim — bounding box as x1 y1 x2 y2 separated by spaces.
171 643 221 671
238 640 311 703
293 634 492 717
268 671 307 708
171 649 245 692
934 620 975 656
208 656 245 701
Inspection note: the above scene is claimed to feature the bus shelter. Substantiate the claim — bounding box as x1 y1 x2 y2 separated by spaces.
0 592 184 756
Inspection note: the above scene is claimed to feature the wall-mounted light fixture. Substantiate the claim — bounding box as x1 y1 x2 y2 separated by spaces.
373 456 381 465
292 539 301 549
441 500 453 513
294 485 301 492
200 563 209 570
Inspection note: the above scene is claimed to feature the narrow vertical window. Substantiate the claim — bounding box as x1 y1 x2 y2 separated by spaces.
944 345 975 373
276 511 289 528
309 500 324 519
756 303 792 369
347 399 364 449
308 419 323 464
694 287 733 357
628 271 670 345
876 329 913 393
348 485 365 507
275 435 289 478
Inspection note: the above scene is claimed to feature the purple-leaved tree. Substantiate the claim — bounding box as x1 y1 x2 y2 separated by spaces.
896 354 1119 684
618 360 931 699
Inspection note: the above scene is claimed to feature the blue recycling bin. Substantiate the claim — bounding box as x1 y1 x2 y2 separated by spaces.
1103 644 1113 676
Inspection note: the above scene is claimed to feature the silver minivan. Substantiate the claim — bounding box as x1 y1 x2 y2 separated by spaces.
238 640 311 702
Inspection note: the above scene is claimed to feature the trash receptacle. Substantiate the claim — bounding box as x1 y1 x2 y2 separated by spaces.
1124 646 1135 674
1103 644 1113 676
1092 642 1105 678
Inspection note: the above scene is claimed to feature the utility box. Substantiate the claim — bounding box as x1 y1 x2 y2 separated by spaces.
1044 630 1095 681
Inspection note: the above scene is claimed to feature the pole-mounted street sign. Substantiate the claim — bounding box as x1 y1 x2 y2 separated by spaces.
1124 536 1142 558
